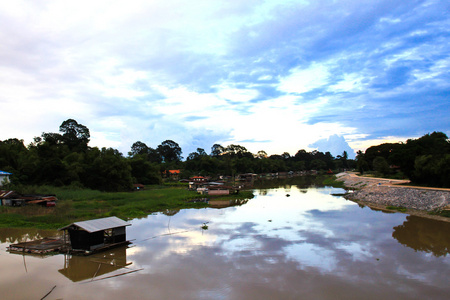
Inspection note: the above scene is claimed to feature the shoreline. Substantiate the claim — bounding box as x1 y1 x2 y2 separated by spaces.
336 172 450 223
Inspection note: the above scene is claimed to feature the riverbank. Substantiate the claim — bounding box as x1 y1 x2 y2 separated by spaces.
0 185 254 229
336 172 450 222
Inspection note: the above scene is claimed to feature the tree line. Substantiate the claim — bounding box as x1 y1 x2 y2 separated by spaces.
0 119 356 191
355 131 450 187
0 119 447 191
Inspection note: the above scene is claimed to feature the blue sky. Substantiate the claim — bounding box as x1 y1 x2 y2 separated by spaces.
0 0 448 159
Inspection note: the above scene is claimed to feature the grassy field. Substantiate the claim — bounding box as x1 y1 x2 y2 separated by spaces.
0 185 254 229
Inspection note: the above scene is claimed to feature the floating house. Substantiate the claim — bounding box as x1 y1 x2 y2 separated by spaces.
58 216 131 254
8 216 131 256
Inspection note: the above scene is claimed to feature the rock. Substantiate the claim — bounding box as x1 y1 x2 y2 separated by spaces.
338 173 450 211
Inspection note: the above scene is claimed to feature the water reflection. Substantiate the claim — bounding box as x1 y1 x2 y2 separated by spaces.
0 184 449 299
393 215 450 257
209 199 248 208
58 245 133 282
0 228 57 244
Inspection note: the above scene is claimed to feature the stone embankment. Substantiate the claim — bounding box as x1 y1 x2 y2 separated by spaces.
336 172 450 212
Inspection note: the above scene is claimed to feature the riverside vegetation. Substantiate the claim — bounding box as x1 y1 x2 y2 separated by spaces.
1 119 449 193
0 175 333 229
0 184 254 229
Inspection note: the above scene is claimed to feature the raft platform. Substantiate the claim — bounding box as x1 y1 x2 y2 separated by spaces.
8 238 131 256
7 237 67 255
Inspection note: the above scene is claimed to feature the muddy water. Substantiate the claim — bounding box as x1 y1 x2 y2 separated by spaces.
1 185 449 299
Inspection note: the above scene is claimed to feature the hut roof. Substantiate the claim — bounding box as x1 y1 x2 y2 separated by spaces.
59 216 130 233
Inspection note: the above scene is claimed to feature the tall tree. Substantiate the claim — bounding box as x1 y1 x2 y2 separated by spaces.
211 144 225 157
157 140 182 163
356 150 369 174
256 150 268 159
129 141 149 157
59 119 90 151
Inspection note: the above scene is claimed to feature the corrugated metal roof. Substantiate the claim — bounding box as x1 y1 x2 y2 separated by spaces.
59 216 130 233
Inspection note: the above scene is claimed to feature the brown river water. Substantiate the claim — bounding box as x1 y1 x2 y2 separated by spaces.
0 185 449 299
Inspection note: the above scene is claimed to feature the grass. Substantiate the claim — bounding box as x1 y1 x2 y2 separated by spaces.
386 206 408 213
321 176 346 188
428 210 450 218
0 185 254 229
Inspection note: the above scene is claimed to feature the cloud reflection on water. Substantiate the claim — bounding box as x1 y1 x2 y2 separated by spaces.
120 186 449 299
1 185 449 299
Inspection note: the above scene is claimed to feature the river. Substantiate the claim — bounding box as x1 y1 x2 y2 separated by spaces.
0 182 449 299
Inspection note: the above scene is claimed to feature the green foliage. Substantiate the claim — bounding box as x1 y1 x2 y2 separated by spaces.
386 206 408 213
373 156 390 176
1 118 362 190
429 210 450 218
59 119 90 151
414 154 450 187
157 140 183 163
0 186 209 229
361 132 450 187
356 150 369 174
322 176 345 188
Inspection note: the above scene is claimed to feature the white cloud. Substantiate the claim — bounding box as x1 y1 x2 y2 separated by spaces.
217 87 259 102
278 63 330 94
150 85 228 117
329 73 363 93
0 0 448 156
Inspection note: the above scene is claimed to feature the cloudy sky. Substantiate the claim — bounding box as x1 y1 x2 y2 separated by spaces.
1 0 448 158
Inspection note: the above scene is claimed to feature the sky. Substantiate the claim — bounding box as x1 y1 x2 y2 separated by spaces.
0 0 449 159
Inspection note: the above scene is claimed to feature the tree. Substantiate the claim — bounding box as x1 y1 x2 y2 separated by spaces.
341 151 348 169
40 132 63 145
310 159 327 170
256 150 268 159
196 148 207 156
356 150 369 174
0 139 27 173
294 149 312 169
281 152 291 160
373 156 390 176
413 154 450 187
157 140 182 163
129 155 161 184
211 144 225 157
84 147 133 191
129 141 149 157
225 144 252 158
59 119 90 151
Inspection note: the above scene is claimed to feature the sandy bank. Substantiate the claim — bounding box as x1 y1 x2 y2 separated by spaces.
336 172 450 222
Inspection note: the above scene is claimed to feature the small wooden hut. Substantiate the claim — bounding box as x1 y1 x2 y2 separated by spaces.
59 216 131 253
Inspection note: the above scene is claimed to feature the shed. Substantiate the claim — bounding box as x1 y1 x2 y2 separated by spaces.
59 216 131 252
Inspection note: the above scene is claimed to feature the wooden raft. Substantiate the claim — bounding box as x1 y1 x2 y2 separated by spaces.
8 237 67 255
